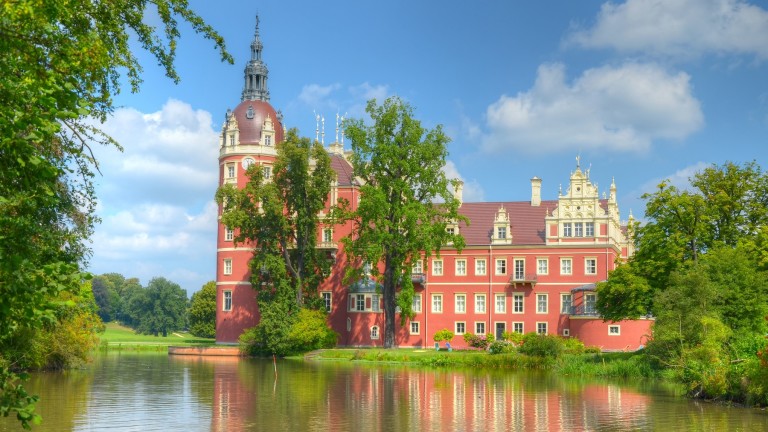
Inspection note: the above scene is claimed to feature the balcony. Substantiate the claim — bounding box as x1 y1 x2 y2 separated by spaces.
411 273 426 285
568 304 599 317
509 273 538 288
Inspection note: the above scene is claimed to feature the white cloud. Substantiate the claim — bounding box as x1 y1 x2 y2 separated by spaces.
87 99 219 294
298 83 342 107
481 62 703 154
442 160 485 202
567 0 768 60
291 82 390 121
636 161 710 195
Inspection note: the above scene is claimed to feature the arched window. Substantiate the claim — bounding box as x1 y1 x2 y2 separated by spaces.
371 326 379 340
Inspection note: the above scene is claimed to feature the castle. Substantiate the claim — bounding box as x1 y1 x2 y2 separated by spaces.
215 18 652 350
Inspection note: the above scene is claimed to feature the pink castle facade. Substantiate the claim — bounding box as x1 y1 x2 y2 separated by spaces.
215 19 653 351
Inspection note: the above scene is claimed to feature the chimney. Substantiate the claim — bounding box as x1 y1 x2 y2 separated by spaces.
453 180 464 207
531 177 542 206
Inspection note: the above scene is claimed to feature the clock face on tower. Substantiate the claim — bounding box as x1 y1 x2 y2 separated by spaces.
241 157 255 170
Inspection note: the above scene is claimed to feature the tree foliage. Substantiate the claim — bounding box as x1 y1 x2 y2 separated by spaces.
343 97 465 348
130 278 188 337
1 1 230 427
217 129 337 353
596 262 653 321
188 281 217 338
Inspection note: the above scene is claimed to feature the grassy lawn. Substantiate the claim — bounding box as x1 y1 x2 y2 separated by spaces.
98 322 215 349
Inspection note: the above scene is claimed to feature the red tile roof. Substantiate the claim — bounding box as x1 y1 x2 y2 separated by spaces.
457 200 558 246
330 154 355 186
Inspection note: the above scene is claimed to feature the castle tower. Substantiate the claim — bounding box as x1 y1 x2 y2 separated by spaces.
216 16 284 343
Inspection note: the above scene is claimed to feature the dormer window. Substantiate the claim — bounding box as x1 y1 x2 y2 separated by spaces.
229 135 235 146
497 227 506 239
447 227 455 236
264 135 272 146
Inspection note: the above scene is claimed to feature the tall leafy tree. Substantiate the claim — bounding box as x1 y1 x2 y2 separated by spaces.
343 97 465 348
132 277 188 337
0 2 230 426
188 281 217 338
216 129 336 353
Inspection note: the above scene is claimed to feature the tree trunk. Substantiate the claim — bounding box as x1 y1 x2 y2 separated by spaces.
383 255 397 348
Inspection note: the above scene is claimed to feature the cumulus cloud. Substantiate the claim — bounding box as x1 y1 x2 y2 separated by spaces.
442 160 485 202
88 99 219 293
567 0 768 60
481 62 703 154
636 161 711 194
298 83 342 107
291 82 390 119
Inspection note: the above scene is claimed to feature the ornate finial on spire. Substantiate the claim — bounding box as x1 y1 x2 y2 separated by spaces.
576 154 581 169
241 14 270 101
314 111 320 142
340 112 347 146
321 115 325 145
335 112 339 143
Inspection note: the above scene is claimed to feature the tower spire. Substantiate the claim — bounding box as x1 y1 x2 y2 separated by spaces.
241 15 270 102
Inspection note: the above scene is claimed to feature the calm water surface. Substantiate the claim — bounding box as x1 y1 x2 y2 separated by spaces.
2 353 767 431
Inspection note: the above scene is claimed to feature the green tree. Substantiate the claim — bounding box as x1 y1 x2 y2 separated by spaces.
343 97 465 348
217 130 336 353
595 262 653 321
135 277 188 337
1 1 230 427
91 275 121 322
188 281 217 338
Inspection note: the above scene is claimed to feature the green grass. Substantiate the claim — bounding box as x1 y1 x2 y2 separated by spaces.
312 348 658 378
98 322 215 351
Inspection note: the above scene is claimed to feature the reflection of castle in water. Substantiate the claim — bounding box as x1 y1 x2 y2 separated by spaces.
207 358 650 431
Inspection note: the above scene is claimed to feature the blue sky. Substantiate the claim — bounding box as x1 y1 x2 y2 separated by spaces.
89 0 768 295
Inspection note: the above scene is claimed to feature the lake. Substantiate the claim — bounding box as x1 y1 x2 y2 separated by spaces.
2 353 767 431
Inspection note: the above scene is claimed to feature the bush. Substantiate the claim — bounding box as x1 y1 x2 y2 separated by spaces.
488 340 515 355
463 332 494 350
561 337 586 354
518 333 565 358
501 331 523 345
433 329 454 343
240 307 337 356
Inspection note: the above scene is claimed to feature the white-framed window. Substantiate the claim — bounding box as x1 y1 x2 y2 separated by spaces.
561 293 572 314
223 259 232 275
609 325 621 336
455 322 466 335
585 258 597 275
432 294 443 313
585 222 595 237
347 293 383 313
412 259 423 274
223 291 233 311
513 293 524 313
229 135 235 146
537 258 548 275
262 165 272 180
475 259 486 276
563 328 570 337
537 322 548 335
497 226 507 239
432 259 443 276
412 294 422 313
537 294 548 313
513 322 523 333
475 294 486 313
346 318 351 332
455 259 467 276
563 222 572 237
224 227 234 241
495 258 507 275
446 227 455 236
575 222 583 237
371 326 379 340
514 258 525 280
455 294 466 313
585 293 597 314
264 135 272 146
322 228 333 243
495 294 506 313
560 258 573 275
410 321 420 335
322 292 332 312
475 322 486 335
226 163 235 178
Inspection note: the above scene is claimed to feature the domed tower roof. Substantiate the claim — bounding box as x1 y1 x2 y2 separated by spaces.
222 15 284 146
230 99 284 144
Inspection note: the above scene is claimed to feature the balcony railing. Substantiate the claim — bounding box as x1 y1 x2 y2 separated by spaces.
569 304 599 317
411 273 426 284
509 273 538 287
